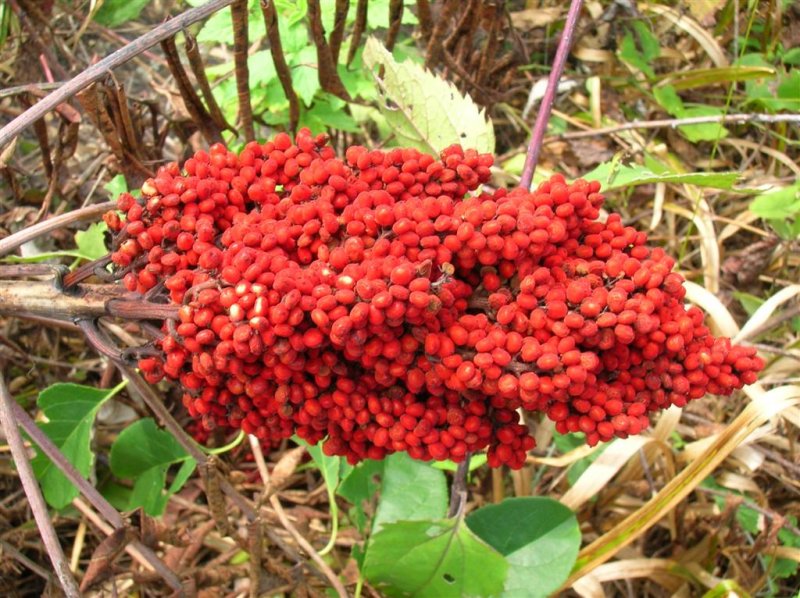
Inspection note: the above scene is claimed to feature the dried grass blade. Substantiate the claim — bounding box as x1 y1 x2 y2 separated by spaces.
642 4 728 67
564 385 800 588
560 436 651 511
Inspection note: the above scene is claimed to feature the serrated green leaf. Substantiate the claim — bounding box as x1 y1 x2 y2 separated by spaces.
110 418 195 516
749 184 800 220
467 497 581 598
363 518 507 598
584 162 738 191
93 0 150 27
362 36 494 154
372 452 447 533
30 382 125 509
74 222 109 261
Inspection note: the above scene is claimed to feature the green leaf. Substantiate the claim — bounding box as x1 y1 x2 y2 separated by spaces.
339 459 383 533
619 21 660 78
362 36 494 154
74 222 109 261
362 518 508 598
372 452 447 533
110 418 195 516
94 0 150 27
30 382 125 509
291 46 321 107
749 184 800 220
653 85 684 115
677 106 729 142
771 515 800 578
196 0 266 45
584 162 738 191
103 174 128 197
467 497 582 598
339 459 383 504
733 291 765 316
782 47 800 66
304 440 353 553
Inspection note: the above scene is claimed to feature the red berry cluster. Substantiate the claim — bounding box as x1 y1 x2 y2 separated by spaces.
106 129 763 468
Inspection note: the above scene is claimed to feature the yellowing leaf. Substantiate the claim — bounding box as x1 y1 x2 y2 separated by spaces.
362 37 495 155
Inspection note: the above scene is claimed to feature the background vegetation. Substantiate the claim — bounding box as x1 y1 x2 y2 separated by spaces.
0 0 798 596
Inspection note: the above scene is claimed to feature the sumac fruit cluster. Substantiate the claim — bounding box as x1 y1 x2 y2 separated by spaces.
105 129 763 468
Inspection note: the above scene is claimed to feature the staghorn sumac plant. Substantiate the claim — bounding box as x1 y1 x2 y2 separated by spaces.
103 128 763 472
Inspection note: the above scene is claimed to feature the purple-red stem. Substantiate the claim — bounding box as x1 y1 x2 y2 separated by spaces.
0 374 81 597
10 402 185 593
520 0 584 190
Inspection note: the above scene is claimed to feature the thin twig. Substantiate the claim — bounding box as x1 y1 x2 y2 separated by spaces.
11 402 185 593
520 0 583 190
546 113 800 142
308 0 350 100
231 0 254 141
0 537 54 582
0 201 114 257
248 435 349 598
0 0 236 151
0 373 81 597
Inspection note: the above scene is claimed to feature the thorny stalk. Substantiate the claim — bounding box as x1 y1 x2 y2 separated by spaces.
520 0 584 189
0 373 81 597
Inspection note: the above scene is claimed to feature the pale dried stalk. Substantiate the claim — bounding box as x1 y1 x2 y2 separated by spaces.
0 201 114 258
248 435 349 598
